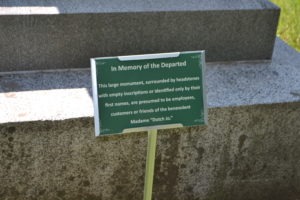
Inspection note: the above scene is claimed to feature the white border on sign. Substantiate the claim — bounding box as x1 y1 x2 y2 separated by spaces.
118 52 180 61
91 59 100 137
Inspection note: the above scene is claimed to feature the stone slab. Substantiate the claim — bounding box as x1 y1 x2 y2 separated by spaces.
0 0 279 72
0 38 300 199
0 101 299 200
0 0 279 14
0 38 299 123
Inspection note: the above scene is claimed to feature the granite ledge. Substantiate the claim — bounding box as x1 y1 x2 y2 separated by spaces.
0 0 279 15
0 38 299 124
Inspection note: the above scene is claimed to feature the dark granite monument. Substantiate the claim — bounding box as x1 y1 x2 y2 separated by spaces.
0 0 279 72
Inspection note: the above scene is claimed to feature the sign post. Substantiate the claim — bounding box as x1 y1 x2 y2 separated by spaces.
91 51 207 199
144 129 157 200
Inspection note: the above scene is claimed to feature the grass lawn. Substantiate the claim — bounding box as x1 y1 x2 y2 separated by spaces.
270 0 300 51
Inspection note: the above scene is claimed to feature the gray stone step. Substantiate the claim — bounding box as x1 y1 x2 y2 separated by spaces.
0 0 280 72
0 38 299 123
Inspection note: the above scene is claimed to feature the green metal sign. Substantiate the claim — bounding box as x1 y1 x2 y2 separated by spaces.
91 51 207 136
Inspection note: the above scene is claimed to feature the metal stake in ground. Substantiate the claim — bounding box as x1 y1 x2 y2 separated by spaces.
143 129 158 200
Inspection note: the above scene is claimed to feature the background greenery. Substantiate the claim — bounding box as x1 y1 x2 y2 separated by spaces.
270 0 300 51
